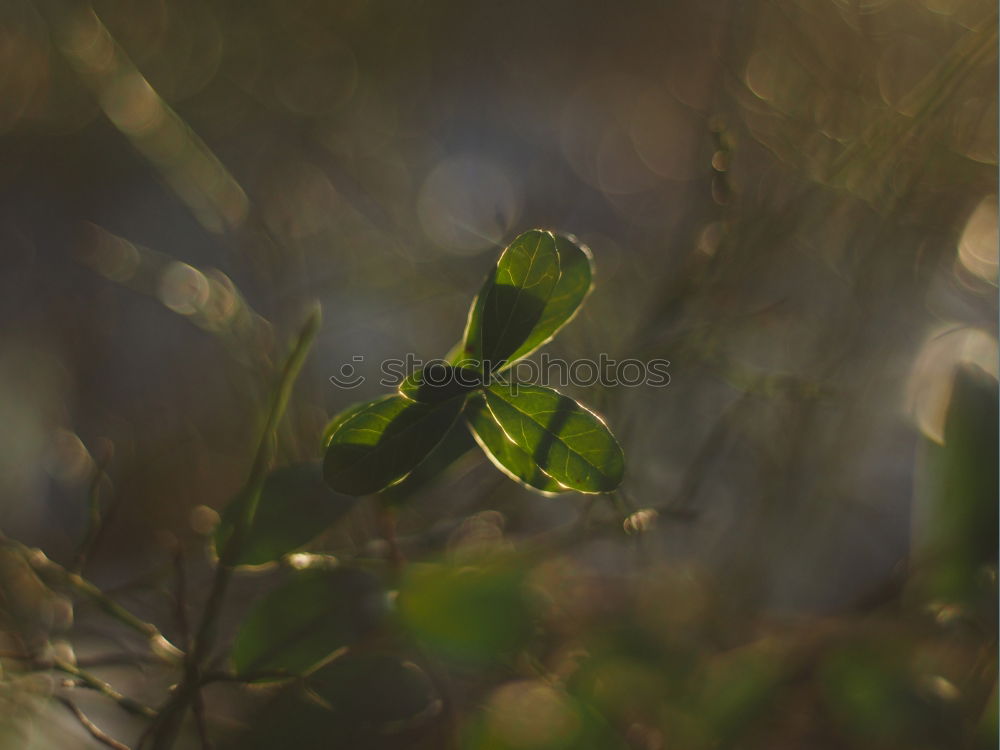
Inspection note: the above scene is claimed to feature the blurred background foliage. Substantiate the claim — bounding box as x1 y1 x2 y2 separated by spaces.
0 0 996 747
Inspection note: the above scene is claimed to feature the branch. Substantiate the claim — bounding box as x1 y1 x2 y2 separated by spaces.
54 660 157 719
146 304 321 750
56 696 132 750
0 534 183 663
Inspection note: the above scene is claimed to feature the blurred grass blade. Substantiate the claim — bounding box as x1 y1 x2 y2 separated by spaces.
214 463 357 566
231 567 385 679
464 395 565 494
483 382 624 493
323 394 466 496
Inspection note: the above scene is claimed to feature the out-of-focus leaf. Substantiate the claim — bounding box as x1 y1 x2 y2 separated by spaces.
464 395 564 493
819 642 923 744
500 233 593 368
309 652 442 734
465 230 561 372
978 680 998 749
921 365 999 603
482 382 624 493
398 560 533 665
381 420 477 504
231 567 385 679
323 394 466 496
215 463 357 566
399 363 482 404
228 653 440 750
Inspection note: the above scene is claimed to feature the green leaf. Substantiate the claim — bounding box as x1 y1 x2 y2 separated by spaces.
321 399 381 449
381 420 477 504
398 363 482 404
451 231 591 372
231 567 385 679
215 463 357 566
448 268 490 369
461 230 561 372
464 395 565 494
227 653 440 750
501 233 593 368
323 394 466 496
482 382 624 493
308 652 441 733
920 364 999 603
398 560 534 665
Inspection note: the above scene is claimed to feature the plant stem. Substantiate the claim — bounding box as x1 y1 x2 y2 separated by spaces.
72 440 113 574
0 534 183 663
54 660 157 718
56 696 132 750
147 304 321 750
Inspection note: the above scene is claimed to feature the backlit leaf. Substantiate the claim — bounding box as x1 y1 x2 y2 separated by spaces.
501 233 593 368
482 382 623 493
451 232 591 373
462 230 561 372
321 399 381 449
323 394 466 496
398 363 482 404
464 395 565 494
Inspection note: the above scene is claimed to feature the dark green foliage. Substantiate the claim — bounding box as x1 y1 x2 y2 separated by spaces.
226 653 441 750
919 365 999 603
323 394 466 496
214 463 357 566
231 566 386 678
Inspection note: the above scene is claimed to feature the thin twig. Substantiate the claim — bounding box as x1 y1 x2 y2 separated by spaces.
172 548 193 654
54 660 157 718
173 548 211 750
56 696 132 750
199 670 294 686
0 533 183 663
190 689 212 750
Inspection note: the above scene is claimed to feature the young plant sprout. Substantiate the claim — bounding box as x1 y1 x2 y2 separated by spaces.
322 229 625 497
